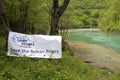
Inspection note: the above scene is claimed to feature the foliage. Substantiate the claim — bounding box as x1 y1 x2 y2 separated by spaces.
4 0 50 34
67 0 111 29
1 0 118 34
99 0 120 33
0 0 119 34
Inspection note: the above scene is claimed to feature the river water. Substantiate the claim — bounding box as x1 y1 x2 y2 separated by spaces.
67 30 120 53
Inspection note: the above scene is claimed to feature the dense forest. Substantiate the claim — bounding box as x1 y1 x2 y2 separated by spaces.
99 0 120 33
0 0 120 36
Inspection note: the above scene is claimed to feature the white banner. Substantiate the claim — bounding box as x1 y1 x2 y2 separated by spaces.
7 31 62 58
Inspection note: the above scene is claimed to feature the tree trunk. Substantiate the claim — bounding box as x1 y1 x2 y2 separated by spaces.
50 0 70 35
0 0 11 49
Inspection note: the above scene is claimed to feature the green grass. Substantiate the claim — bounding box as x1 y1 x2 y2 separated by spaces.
0 36 120 80
67 30 120 53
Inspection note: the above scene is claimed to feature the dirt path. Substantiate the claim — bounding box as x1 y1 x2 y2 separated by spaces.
68 41 120 72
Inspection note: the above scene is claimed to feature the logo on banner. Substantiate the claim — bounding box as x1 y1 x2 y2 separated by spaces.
12 34 35 48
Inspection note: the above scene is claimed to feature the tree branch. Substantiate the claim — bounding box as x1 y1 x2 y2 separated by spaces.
58 0 70 17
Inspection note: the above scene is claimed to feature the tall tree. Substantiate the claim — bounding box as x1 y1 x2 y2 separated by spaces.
50 0 70 35
0 0 11 32
0 0 11 49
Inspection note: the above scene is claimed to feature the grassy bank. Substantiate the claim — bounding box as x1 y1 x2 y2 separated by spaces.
68 30 120 53
0 36 120 80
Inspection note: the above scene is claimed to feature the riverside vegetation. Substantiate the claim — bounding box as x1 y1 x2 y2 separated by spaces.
0 35 120 80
